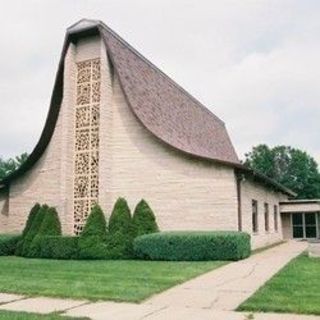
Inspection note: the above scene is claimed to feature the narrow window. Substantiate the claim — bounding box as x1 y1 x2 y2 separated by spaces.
264 203 269 232
252 200 258 233
274 205 278 232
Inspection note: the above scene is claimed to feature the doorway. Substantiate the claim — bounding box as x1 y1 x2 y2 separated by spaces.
292 212 319 239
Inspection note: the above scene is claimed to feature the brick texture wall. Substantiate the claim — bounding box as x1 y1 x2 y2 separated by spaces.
241 178 288 249
1 34 289 249
99 74 239 231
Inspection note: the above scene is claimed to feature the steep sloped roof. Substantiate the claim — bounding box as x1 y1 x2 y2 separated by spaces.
99 24 239 164
0 19 295 197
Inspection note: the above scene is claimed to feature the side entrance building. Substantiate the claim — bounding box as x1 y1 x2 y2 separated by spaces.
0 19 318 249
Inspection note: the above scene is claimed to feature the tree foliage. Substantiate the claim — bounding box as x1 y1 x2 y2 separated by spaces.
244 144 320 199
0 152 28 180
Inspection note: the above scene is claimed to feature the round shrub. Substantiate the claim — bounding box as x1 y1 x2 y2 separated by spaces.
134 231 251 261
0 235 21 256
132 200 159 238
78 204 108 259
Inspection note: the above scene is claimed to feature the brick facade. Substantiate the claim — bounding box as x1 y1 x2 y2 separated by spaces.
0 32 290 249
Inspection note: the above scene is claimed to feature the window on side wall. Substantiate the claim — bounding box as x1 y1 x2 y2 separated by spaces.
264 203 269 232
252 200 258 233
274 205 278 232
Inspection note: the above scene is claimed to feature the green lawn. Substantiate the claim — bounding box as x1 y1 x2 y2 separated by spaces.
239 254 320 315
0 311 88 320
0 257 224 302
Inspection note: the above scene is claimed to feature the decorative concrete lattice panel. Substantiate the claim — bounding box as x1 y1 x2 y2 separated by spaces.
73 58 101 234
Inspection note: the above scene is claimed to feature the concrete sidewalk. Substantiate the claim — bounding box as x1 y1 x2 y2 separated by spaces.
145 240 308 311
0 240 317 320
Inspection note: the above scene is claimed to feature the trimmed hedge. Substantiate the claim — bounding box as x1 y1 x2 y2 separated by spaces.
78 204 108 259
38 236 79 259
132 200 159 238
0 235 21 256
134 231 251 261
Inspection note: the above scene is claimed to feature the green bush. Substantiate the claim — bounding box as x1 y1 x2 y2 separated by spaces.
38 207 62 236
80 204 107 239
38 236 79 259
132 200 159 238
20 204 49 257
134 231 251 261
107 198 133 259
15 203 41 255
29 207 62 258
0 235 21 256
22 203 41 237
78 204 108 259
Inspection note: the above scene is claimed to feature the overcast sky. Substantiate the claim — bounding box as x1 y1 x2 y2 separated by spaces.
0 0 319 163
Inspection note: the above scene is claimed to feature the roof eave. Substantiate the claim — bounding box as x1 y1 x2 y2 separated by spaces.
235 166 296 197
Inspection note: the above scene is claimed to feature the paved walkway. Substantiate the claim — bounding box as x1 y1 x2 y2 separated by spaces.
0 241 317 319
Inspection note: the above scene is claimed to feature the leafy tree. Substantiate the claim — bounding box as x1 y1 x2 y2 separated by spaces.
0 152 28 180
244 144 320 199
132 199 159 238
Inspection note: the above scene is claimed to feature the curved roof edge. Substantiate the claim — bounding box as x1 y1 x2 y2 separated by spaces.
0 20 294 198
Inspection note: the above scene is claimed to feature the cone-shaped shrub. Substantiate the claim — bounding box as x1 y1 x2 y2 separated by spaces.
22 203 41 238
107 197 133 259
38 207 62 237
78 204 108 259
30 207 62 258
21 204 49 257
108 198 132 234
81 204 107 240
132 200 159 238
15 203 41 255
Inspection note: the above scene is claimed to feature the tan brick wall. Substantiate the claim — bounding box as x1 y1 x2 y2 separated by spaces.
99 73 239 231
2 33 290 244
280 202 320 213
0 191 9 232
282 213 292 239
4 37 103 234
241 179 288 249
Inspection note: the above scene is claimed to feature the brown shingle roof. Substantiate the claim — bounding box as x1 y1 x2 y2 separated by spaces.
1 19 296 197
99 23 239 164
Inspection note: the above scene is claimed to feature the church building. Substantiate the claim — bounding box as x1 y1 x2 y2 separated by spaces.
0 19 318 249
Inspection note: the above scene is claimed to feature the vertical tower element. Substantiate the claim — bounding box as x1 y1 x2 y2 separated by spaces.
73 58 101 234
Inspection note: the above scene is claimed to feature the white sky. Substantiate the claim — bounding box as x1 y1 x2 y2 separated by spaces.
0 0 319 163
